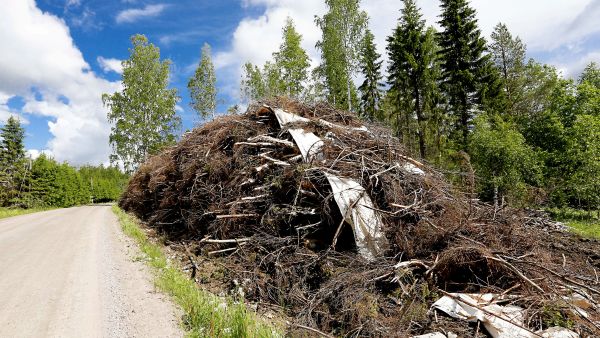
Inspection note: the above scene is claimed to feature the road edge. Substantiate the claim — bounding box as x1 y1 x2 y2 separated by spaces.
111 205 281 337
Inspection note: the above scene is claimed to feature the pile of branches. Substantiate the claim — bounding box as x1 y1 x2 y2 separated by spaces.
121 98 600 337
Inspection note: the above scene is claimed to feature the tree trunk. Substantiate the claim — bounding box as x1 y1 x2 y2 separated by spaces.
414 86 426 159
493 183 499 212
461 95 469 151
347 73 352 112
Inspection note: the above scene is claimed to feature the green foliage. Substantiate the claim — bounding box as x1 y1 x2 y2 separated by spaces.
358 29 383 121
241 18 310 103
103 34 181 174
316 0 368 111
469 114 540 206
489 23 526 117
274 17 310 98
0 116 26 206
569 114 600 209
188 43 217 120
387 0 440 158
241 61 285 102
437 0 493 150
79 165 129 203
22 155 89 208
579 62 600 88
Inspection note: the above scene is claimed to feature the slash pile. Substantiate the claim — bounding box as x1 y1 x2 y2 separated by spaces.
121 98 600 337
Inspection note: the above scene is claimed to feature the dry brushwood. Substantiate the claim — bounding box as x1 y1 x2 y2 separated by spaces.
120 98 600 337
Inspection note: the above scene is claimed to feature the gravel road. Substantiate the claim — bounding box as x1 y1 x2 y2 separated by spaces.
0 206 182 338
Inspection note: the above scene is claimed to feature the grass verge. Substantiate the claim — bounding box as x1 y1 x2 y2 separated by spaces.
0 207 52 219
111 205 281 338
567 220 600 239
547 207 600 239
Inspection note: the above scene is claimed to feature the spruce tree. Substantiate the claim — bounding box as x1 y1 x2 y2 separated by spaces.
358 29 383 121
274 17 310 98
103 34 181 173
437 0 490 150
387 0 439 158
188 43 217 120
0 116 26 174
0 116 26 206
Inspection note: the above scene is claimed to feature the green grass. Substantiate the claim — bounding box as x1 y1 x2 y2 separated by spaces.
0 207 52 219
547 207 600 239
566 220 600 239
112 205 281 338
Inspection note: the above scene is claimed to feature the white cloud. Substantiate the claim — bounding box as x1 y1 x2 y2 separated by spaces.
65 0 81 8
97 56 123 74
26 149 45 160
554 51 600 79
0 0 120 165
116 4 167 24
70 7 101 31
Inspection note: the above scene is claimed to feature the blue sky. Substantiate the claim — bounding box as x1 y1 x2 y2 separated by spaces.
0 0 599 165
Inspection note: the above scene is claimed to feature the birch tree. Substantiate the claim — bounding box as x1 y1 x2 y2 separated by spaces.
103 34 180 173
316 0 368 111
188 43 217 119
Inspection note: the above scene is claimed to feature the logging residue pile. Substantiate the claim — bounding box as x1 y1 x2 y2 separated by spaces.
120 99 600 337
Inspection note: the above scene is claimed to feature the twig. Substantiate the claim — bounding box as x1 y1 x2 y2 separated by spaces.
226 194 268 206
292 324 334 338
398 154 424 168
200 238 250 244
485 255 544 293
234 141 275 148
248 135 295 148
183 244 199 280
259 153 291 166
216 214 259 219
207 244 246 256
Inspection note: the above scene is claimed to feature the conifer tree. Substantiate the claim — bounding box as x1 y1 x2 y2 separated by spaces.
358 29 383 121
188 43 217 120
0 116 26 175
0 116 26 205
437 0 491 150
103 34 181 174
316 0 368 111
274 17 310 98
387 0 439 158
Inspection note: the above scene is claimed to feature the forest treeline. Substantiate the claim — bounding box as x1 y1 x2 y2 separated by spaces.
0 117 129 208
102 0 599 212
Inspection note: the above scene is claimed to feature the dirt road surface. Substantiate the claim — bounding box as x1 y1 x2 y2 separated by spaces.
0 206 182 338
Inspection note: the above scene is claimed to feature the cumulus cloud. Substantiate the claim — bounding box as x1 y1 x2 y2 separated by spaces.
0 0 120 165
97 56 123 74
116 4 167 24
